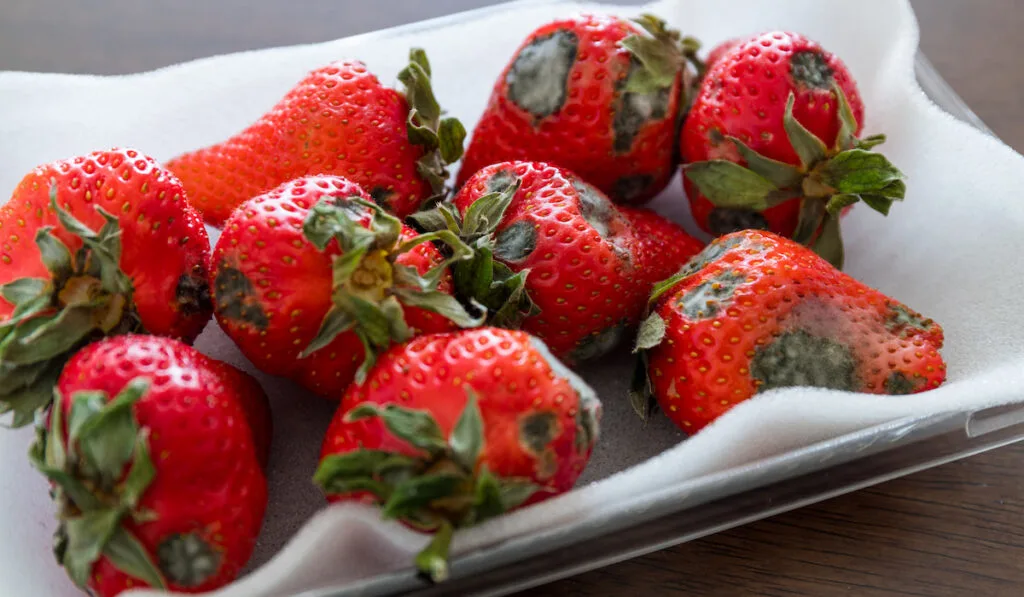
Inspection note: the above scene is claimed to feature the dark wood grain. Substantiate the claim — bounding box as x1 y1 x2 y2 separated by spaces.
2 1 1022 595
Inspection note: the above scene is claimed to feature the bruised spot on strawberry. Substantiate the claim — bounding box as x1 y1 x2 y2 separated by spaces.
789 50 834 91
494 220 537 263
175 272 212 317
157 532 221 588
676 270 745 319
486 169 517 194
884 371 919 395
506 29 578 119
885 303 935 336
613 58 671 153
675 234 747 279
707 207 770 236
613 175 654 203
518 411 560 479
213 265 269 329
750 330 856 392
527 336 601 454
573 180 615 239
569 320 627 362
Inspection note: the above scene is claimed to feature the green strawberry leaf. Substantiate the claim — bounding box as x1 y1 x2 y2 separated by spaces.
820 149 905 195
485 265 539 328
299 305 355 358
414 520 454 583
391 288 483 329
628 352 656 423
2 304 96 365
102 526 167 590
621 14 686 94
812 213 845 269
34 227 74 281
634 313 666 351
438 118 467 164
408 203 462 235
62 508 124 588
470 466 504 523
833 82 861 151
330 243 372 289
381 473 462 520
121 429 156 509
498 478 544 511
825 193 861 217
449 389 484 472
782 92 829 169
73 379 148 484
857 134 887 151
346 403 448 457
727 137 804 188
0 368 61 428
461 178 521 239
682 160 780 211
860 193 896 216
1 278 49 307
791 198 826 246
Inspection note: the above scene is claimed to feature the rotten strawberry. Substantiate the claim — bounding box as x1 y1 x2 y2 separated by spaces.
632 230 946 433
414 161 645 363
0 149 212 426
30 334 267 596
680 31 905 267
315 327 600 581
211 174 480 399
458 14 699 205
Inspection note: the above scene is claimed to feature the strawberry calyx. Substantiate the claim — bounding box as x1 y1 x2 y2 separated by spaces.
313 389 546 582
0 185 143 427
621 14 702 93
409 175 540 329
398 48 468 204
28 378 168 591
682 84 905 269
301 196 482 382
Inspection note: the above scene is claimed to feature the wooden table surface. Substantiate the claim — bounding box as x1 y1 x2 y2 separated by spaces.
2 1 1022 595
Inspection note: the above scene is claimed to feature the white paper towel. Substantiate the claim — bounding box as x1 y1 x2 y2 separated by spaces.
2 0 1024 596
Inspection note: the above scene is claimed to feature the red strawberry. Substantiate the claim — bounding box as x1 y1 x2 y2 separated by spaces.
211 175 480 399
315 327 600 581
30 334 267 596
0 149 212 426
631 230 945 433
703 38 741 72
200 358 273 470
168 49 465 225
415 161 645 362
618 206 705 289
680 32 905 268
458 14 698 205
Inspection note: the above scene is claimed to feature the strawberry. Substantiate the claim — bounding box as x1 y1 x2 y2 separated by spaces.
414 161 645 363
167 49 465 225
680 32 905 268
631 230 946 433
211 174 480 399
618 206 705 290
29 334 267 596
703 38 741 72
314 327 600 581
458 14 699 205
0 149 212 426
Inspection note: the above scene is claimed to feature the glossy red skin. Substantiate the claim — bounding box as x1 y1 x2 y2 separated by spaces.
212 175 457 399
0 149 212 342
168 60 433 225
58 335 267 596
704 38 742 72
320 328 599 508
454 162 644 361
618 206 705 289
681 32 866 237
200 358 273 470
648 231 946 434
458 14 683 205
